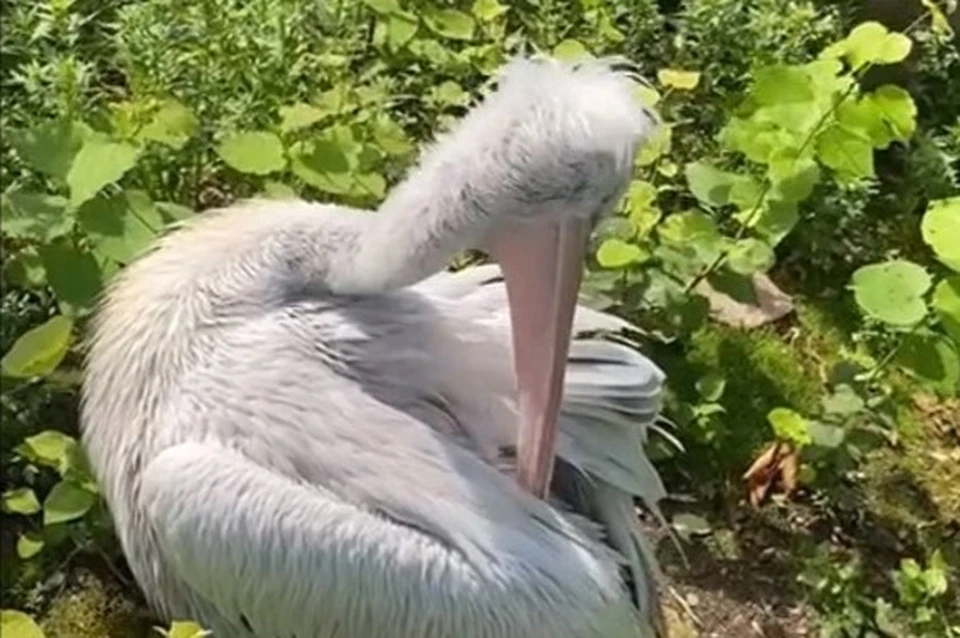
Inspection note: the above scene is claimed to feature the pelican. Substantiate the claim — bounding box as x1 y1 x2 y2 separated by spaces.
80 57 671 637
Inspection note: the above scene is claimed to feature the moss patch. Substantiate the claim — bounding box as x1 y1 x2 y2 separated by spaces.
40 567 155 638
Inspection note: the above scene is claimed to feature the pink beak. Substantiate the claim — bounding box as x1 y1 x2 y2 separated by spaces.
488 218 592 499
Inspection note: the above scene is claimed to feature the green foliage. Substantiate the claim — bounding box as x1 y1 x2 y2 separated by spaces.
1 0 958 632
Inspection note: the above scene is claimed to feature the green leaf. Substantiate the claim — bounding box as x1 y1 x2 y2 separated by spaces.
10 119 88 180
767 407 811 446
657 69 700 91
751 199 799 246
216 131 286 175
1 610 45 638
1 191 72 242
372 115 413 156
138 100 198 150
727 238 775 275
67 140 140 208
262 181 298 199
386 12 419 50
155 202 195 224
471 0 508 21
43 480 96 526
752 65 814 105
695 373 726 402
290 140 353 195
16 533 44 560
933 277 960 346
659 211 723 264
21 430 77 474
921 197 960 272
850 260 931 326
921 0 954 36
1 316 73 378
2 488 41 515
831 22 913 69
596 238 646 268
361 0 401 14
768 150 820 203
354 173 387 199
897 333 960 392
671 513 711 539
816 123 875 180
165 620 210 638
822 384 865 416
431 81 470 107
684 162 744 207
624 180 661 238
278 104 329 134
553 39 591 61
423 8 475 40
37 242 103 312
78 191 164 264
868 85 916 143
807 421 846 448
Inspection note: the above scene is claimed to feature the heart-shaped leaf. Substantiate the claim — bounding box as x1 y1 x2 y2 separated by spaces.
850 260 931 327
217 131 286 175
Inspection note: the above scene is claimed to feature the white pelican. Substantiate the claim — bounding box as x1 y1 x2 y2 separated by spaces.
80 57 670 637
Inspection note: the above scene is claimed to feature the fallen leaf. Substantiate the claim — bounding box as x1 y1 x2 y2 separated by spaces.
695 272 794 328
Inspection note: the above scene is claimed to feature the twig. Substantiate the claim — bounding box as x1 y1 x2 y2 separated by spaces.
668 585 704 628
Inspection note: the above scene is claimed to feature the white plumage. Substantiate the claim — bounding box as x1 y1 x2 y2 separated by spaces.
80 57 669 637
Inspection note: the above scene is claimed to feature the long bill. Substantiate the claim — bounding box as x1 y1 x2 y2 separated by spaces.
488 218 592 499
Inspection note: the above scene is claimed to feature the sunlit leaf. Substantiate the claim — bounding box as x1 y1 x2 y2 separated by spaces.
933 277 960 346
596 238 646 268
431 81 470 106
372 115 413 156
164 620 211 638
423 8 475 40
816 123 874 180
43 480 96 525
67 139 140 209
921 197 960 272
216 131 286 175
750 199 799 246
624 180 660 238
659 211 723 264
387 12 419 50
553 39 591 61
16 533 44 560
822 384 864 416
922 0 954 35
727 238 775 275
657 69 700 91
471 0 508 21
21 430 77 474
354 173 387 199
2 488 41 515
262 181 298 199
1 315 73 378
850 260 931 327
767 407 811 446
671 512 711 540
361 0 401 15
868 85 917 143
751 65 814 105
767 150 820 203
1 610 45 638
684 162 744 207
278 103 329 134
829 22 913 69
138 100 198 150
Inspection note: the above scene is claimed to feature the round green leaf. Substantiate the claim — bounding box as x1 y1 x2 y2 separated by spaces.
596 238 646 268
1 315 73 378
16 533 44 560
471 0 508 21
869 85 916 143
37 242 104 312
43 480 96 526
1 610 45 638
933 277 960 346
2 488 41 515
817 123 875 181
553 39 590 61
138 100 198 150
695 373 726 402
278 103 329 134
727 238 775 275
216 131 286 175
807 421 846 449
67 140 141 209
921 197 960 272
657 69 701 91
767 407 811 446
423 8 475 40
851 260 931 326
684 162 743 208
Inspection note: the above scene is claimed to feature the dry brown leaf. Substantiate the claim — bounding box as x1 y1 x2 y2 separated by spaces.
743 442 799 508
695 273 794 328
